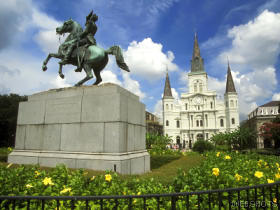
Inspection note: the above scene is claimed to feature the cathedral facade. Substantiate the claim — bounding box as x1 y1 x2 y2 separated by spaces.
162 35 240 148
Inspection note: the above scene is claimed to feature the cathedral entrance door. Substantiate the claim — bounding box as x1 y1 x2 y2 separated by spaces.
176 136 181 149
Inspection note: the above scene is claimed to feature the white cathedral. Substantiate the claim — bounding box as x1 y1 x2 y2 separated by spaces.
162 35 240 148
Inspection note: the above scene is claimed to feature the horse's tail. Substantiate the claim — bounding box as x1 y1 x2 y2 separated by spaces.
106 46 130 72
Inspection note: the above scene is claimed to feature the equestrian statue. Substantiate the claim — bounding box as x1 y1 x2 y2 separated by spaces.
42 11 130 86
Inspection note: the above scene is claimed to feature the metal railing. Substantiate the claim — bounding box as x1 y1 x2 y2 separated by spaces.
1 182 280 209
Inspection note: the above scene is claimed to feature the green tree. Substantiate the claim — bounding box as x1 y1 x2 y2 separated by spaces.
146 133 172 150
210 127 257 151
0 94 27 147
192 139 214 153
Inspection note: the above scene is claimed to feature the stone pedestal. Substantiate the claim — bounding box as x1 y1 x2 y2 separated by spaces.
8 83 150 174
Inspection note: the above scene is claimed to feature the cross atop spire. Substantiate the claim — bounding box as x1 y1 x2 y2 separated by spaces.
225 60 237 93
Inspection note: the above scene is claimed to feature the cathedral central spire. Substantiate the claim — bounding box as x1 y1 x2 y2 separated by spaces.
190 33 205 73
192 33 201 58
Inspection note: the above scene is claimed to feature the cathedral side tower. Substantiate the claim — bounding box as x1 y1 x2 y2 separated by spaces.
224 62 239 131
162 71 174 136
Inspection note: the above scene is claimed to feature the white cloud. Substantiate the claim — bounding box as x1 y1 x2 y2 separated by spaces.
122 72 146 100
171 88 179 101
272 93 280 101
208 76 226 98
124 38 178 81
219 10 280 69
101 70 122 86
50 75 71 88
207 10 280 121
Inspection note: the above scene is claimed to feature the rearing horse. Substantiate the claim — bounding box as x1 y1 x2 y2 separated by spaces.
42 19 130 86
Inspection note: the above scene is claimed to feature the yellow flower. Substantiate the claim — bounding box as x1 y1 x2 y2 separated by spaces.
42 177 54 186
275 173 280 179
225 155 231 160
278 168 280 172
35 171 40 177
90 176 96 181
254 171 263 179
264 162 267 166
105 174 112 182
273 198 277 203
6 163 13 168
60 187 71 194
212 168 219 177
235 173 242 181
267 179 274 183
276 163 279 168
137 192 141 195
123 191 126 195
245 178 248 182
7 147 13 152
26 184 33 188
216 152 220 157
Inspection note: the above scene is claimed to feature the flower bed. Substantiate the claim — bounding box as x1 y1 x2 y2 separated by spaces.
1 151 280 208
174 151 280 192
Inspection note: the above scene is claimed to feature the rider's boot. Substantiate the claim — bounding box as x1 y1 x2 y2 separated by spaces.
74 67 82 72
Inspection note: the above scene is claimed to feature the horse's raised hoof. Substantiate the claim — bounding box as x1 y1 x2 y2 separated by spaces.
42 65 47 71
59 73 65 79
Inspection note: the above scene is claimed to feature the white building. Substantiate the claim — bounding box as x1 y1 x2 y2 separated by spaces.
247 101 280 148
162 34 240 148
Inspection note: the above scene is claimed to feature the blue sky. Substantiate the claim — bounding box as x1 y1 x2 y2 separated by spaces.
1 0 280 122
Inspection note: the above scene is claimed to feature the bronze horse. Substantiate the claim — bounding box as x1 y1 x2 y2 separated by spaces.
42 19 129 86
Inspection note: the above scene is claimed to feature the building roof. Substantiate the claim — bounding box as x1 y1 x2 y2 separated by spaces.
225 62 237 93
163 72 173 98
260 101 280 107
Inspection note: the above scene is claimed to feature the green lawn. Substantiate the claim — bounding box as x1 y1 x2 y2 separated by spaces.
0 147 204 185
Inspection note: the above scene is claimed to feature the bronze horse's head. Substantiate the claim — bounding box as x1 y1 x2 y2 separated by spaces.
56 19 74 35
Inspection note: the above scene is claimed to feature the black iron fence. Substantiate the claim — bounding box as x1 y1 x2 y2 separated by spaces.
1 182 280 209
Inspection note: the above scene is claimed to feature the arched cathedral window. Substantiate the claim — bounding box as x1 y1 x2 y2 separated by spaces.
194 84 197 93
176 120 180 128
220 119 224 127
166 120 169 126
199 83 203 92
232 118 235 125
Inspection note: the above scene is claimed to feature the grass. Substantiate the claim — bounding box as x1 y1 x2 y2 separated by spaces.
0 147 204 185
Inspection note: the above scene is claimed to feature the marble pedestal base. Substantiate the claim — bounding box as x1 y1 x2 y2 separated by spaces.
8 83 150 174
